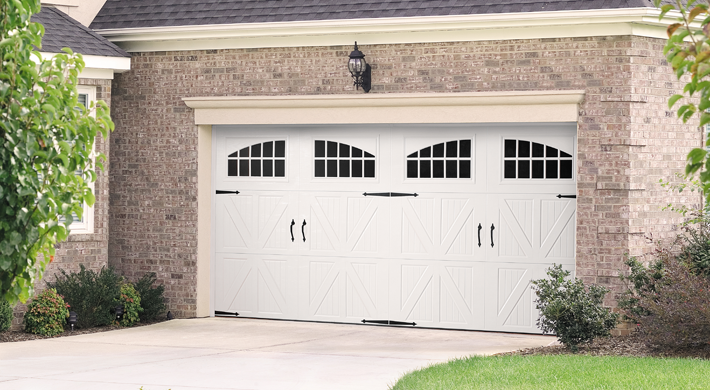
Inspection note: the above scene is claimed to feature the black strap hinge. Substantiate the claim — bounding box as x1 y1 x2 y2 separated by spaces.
216 190 240 195
362 319 417 326
363 192 418 198
556 194 576 199
215 311 240 317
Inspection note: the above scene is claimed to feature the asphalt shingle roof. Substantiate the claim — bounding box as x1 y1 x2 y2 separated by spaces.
90 0 661 30
33 7 129 57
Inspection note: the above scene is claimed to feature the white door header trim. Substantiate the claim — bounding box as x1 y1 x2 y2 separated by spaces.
183 91 585 125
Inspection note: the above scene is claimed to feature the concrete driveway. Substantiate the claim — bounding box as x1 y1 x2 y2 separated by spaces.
0 317 555 390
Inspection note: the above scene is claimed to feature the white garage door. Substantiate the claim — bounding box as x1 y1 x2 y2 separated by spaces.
212 123 576 333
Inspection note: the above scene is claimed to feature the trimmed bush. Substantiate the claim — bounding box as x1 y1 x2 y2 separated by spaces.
46 265 121 329
115 283 142 327
532 265 619 351
134 272 166 322
0 298 12 332
23 289 69 336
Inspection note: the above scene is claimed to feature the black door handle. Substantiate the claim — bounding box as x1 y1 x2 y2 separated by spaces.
290 219 295 242
490 223 495 248
301 219 307 242
477 223 482 247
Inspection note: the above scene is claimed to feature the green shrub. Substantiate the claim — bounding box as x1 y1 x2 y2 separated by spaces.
115 283 142 327
134 272 166 322
0 298 12 332
675 217 710 280
23 289 69 336
46 265 121 329
628 256 710 349
532 265 619 351
618 255 664 322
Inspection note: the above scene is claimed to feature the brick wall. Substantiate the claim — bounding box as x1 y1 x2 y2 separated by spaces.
109 35 702 319
11 78 112 329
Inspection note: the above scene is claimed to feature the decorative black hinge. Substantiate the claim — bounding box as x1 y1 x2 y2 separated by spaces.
215 310 240 317
363 192 419 197
362 319 416 326
556 194 576 199
216 190 240 195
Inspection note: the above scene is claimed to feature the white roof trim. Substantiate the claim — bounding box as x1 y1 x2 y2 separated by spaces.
81 54 131 71
96 8 687 52
183 91 585 125
38 52 131 76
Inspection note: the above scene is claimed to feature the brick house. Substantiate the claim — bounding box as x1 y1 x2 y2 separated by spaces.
13 0 702 333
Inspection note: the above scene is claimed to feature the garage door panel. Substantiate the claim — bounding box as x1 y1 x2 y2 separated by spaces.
390 126 486 194
302 257 388 322
215 255 252 313
488 194 576 264
484 263 540 333
216 197 250 251
486 126 577 194
302 193 390 255
215 193 297 253
299 128 391 193
392 194 486 261
215 254 298 319
540 199 576 261
390 260 485 329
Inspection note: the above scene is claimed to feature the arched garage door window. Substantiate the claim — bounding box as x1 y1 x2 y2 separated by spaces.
314 140 376 178
406 139 472 179
503 139 573 180
227 140 286 177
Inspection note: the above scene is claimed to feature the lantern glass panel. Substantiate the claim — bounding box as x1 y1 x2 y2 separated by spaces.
348 57 366 74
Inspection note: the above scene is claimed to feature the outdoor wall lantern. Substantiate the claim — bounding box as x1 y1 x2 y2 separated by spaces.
348 42 371 93
68 311 77 331
114 304 124 322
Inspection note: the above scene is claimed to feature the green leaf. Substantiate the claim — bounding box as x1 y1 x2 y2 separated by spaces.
84 191 95 207
700 112 710 127
669 94 684 108
687 148 707 165
660 4 675 20
41 104 55 115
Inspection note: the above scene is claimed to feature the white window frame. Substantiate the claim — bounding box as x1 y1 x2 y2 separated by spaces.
68 85 96 235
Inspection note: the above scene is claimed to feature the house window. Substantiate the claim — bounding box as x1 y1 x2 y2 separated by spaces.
227 140 286 177
406 140 472 179
503 139 573 179
314 140 375 178
64 85 96 234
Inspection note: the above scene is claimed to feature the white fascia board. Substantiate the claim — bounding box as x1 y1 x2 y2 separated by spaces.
82 54 131 71
38 52 131 79
96 8 689 52
183 91 586 125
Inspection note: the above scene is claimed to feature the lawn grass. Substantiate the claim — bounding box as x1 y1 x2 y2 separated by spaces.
390 355 710 390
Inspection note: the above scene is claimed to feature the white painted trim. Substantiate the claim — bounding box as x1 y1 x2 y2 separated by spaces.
183 91 585 125
38 52 131 73
96 8 690 52
78 67 114 80
197 125 212 317
82 55 130 71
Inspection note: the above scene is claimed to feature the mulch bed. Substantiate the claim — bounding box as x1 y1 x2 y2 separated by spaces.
0 319 166 343
499 332 710 360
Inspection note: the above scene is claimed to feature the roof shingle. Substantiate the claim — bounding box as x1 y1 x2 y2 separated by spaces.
33 7 129 57
90 0 660 30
